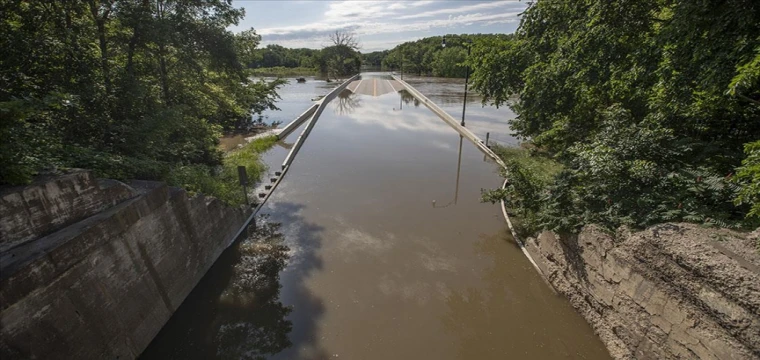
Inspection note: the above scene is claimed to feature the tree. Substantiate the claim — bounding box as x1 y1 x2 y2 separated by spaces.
319 30 362 80
381 34 500 77
432 47 467 78
329 30 359 50
0 0 282 185
471 0 760 232
362 50 388 68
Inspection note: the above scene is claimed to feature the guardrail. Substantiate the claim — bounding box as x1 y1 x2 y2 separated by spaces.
281 74 360 170
391 75 544 277
391 75 506 168
277 104 318 140
229 74 361 245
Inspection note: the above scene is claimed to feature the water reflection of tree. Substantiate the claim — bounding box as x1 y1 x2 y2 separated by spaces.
246 115 282 131
213 217 293 360
398 90 420 107
140 208 328 360
334 89 360 115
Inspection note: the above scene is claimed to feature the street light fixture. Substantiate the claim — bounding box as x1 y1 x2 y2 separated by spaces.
442 36 471 127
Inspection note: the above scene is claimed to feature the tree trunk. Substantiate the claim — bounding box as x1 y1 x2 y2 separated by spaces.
88 0 111 95
156 0 170 103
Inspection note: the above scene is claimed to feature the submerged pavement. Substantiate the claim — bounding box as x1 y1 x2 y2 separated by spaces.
141 73 610 360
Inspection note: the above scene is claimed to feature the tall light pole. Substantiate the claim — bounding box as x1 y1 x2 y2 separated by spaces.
400 53 404 81
432 135 463 208
442 36 471 127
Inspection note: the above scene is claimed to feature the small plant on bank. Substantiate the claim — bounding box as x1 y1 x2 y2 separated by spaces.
167 135 277 205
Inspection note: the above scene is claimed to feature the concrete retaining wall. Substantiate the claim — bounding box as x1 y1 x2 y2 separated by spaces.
525 224 760 359
0 174 251 359
0 170 136 252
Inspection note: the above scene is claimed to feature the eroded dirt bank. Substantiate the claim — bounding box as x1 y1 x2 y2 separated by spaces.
525 223 760 359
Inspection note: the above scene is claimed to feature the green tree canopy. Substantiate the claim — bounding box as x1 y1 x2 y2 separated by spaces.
1 0 282 185
473 0 760 231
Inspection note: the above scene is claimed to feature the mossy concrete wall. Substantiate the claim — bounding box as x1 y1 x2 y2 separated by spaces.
0 173 250 359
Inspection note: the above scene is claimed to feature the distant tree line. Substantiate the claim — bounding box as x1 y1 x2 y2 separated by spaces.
248 45 321 68
360 34 507 78
246 31 362 80
254 33 504 79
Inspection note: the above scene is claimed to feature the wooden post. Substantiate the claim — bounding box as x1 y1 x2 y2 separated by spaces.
237 166 249 206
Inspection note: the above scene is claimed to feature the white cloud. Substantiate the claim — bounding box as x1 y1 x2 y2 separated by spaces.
398 0 521 19
252 0 527 51
411 1 435 7
324 1 397 21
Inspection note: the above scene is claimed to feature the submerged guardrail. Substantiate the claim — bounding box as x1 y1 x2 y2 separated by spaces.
391 75 543 277
281 74 360 170
390 75 506 168
229 74 360 243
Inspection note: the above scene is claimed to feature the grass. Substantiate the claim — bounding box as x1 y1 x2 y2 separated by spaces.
491 144 563 183
485 143 564 237
167 135 278 205
249 67 318 77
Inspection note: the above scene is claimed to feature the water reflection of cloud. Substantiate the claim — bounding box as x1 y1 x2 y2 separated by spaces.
430 140 455 151
419 253 457 272
331 93 457 135
378 274 440 306
332 215 396 256
328 92 520 147
337 228 395 255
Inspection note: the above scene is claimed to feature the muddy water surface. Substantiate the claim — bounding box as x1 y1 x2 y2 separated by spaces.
141 73 609 359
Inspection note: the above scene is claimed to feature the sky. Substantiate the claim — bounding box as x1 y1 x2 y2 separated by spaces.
229 0 528 52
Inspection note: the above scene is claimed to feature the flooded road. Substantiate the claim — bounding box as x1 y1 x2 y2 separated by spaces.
220 77 335 151
141 73 610 359
403 75 520 147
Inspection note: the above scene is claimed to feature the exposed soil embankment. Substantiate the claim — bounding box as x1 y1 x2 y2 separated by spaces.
525 223 760 359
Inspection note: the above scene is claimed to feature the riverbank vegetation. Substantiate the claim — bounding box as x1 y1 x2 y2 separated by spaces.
168 136 277 205
362 34 507 78
476 0 760 233
244 31 361 81
250 67 318 77
1 1 281 203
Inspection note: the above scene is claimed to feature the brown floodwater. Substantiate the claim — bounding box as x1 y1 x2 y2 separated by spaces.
141 73 610 359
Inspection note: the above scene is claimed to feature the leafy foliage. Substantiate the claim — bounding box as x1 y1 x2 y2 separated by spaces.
362 50 389 68
316 44 362 80
167 136 277 206
1 0 282 193
471 0 760 232
244 31 362 81
380 34 507 77
735 141 760 219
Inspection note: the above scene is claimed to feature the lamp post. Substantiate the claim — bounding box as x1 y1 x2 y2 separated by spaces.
432 135 463 208
400 54 404 81
442 36 471 127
